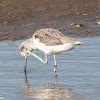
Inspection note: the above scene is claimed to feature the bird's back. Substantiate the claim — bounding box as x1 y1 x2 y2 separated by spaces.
33 28 82 46
34 28 64 37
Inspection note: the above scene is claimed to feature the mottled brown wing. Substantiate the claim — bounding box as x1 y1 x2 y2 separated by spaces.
61 37 80 44
36 33 63 46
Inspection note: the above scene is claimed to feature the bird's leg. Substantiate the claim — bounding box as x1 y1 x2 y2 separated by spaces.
54 54 57 66
24 70 29 89
54 54 57 72
31 52 48 64
45 53 48 64
54 71 57 86
24 57 27 72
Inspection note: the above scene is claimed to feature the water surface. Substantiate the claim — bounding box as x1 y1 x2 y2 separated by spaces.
0 37 100 100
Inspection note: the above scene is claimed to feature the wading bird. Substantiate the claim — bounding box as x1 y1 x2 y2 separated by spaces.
33 28 82 72
19 28 82 72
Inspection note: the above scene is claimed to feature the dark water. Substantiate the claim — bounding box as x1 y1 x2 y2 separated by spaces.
0 37 100 100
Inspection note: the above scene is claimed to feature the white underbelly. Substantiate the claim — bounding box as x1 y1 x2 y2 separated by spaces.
47 44 74 54
34 40 75 54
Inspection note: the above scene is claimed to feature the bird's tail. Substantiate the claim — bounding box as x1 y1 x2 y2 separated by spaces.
75 40 82 45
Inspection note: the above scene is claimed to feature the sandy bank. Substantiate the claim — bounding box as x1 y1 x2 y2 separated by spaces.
0 0 100 41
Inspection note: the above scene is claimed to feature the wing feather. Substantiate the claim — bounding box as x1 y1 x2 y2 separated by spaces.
35 31 63 46
61 37 82 44
34 28 81 46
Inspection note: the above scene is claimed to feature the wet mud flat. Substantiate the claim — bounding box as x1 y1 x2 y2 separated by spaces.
0 0 100 41
0 37 100 100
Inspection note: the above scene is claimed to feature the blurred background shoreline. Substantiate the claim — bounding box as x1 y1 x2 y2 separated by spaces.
0 0 100 41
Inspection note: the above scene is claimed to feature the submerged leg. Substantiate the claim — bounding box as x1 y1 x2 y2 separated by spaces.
54 71 57 85
54 54 57 72
24 70 28 84
24 70 29 89
24 57 27 72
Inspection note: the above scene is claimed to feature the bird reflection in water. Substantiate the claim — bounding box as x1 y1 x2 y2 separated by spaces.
22 71 84 100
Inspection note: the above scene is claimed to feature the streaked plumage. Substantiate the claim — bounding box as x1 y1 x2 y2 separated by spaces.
19 38 37 58
33 28 81 46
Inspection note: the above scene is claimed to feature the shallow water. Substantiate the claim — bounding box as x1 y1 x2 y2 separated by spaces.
0 37 100 100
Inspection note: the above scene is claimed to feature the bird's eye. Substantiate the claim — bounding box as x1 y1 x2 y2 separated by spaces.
21 46 24 51
34 34 38 39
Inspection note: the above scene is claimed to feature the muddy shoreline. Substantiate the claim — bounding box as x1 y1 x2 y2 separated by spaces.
0 0 100 41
